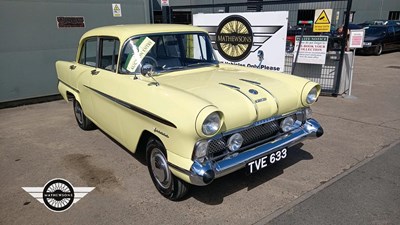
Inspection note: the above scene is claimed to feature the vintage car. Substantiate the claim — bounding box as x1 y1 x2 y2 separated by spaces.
56 24 323 200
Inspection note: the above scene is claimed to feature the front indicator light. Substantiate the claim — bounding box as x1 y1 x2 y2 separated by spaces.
305 107 312 119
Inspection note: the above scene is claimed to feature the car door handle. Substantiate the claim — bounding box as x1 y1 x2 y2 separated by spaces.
91 69 100 75
70 65 76 70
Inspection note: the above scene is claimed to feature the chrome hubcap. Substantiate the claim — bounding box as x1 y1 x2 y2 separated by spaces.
74 102 83 124
150 148 171 189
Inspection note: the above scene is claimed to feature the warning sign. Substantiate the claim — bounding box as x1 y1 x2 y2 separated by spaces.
313 9 332 32
112 4 122 17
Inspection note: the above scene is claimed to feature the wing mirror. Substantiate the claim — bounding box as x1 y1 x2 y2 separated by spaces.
141 63 154 76
140 63 159 86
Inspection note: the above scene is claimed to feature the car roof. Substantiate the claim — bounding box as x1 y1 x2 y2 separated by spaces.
80 24 208 42
365 25 388 28
361 20 400 26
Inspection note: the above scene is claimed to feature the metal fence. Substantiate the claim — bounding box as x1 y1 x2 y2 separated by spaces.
165 0 353 95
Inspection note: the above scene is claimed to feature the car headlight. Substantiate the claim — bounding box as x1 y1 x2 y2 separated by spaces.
306 87 318 104
363 42 372 47
202 112 221 135
227 133 244 151
301 83 320 106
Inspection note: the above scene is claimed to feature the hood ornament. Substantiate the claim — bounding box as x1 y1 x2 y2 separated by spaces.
249 89 258 95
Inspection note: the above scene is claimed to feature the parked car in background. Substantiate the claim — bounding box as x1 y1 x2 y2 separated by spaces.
357 24 400 55
56 24 323 200
359 20 400 27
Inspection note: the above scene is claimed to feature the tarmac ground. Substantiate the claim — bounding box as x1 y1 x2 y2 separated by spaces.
268 141 400 225
0 52 399 224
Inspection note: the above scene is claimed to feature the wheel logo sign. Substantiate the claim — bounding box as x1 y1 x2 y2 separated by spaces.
216 15 253 62
22 178 95 212
43 179 74 212
197 16 283 62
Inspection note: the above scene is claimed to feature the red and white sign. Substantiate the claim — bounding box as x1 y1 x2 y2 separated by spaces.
349 29 365 49
161 0 169 7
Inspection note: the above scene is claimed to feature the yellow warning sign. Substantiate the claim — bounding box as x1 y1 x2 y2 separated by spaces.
313 9 332 32
315 10 330 24
112 3 122 17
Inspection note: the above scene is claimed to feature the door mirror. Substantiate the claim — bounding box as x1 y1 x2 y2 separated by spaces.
141 63 154 76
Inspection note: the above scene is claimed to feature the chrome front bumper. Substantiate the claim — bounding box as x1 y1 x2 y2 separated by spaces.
188 118 323 186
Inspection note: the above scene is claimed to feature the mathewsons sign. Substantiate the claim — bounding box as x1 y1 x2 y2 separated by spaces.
193 11 288 72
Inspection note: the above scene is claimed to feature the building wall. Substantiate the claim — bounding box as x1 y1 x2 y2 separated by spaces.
161 0 399 24
0 0 150 103
351 0 400 23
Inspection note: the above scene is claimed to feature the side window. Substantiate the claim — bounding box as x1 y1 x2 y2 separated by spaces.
184 34 207 60
100 38 120 72
79 38 97 67
388 26 395 35
183 34 214 61
395 26 400 35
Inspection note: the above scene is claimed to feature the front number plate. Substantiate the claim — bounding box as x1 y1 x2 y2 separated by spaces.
247 148 287 174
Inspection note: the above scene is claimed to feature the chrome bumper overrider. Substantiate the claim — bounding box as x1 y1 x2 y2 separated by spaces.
188 118 323 186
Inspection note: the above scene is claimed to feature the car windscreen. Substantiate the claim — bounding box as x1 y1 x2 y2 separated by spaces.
119 33 219 75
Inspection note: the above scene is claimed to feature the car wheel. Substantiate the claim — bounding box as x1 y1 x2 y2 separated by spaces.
146 138 189 201
73 99 95 130
374 43 383 56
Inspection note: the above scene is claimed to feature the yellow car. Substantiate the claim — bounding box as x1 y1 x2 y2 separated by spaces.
56 24 323 200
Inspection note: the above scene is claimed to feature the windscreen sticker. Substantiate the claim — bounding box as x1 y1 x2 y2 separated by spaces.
124 37 155 72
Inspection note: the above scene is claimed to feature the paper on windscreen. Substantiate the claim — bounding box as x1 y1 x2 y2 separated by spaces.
124 37 155 72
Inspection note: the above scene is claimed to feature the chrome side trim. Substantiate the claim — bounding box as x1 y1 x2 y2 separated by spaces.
84 85 177 128
58 79 80 94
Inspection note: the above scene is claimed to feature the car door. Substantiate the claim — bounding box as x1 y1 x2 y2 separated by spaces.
87 37 123 141
72 37 99 120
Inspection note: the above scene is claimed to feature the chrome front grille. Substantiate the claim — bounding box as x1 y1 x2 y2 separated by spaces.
207 120 280 157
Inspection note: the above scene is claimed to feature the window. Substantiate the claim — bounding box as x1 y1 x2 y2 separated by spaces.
344 11 356 23
183 34 207 60
247 0 262 12
297 10 315 24
119 33 218 74
79 38 97 67
387 26 395 36
99 38 120 72
395 25 400 34
388 11 400 20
